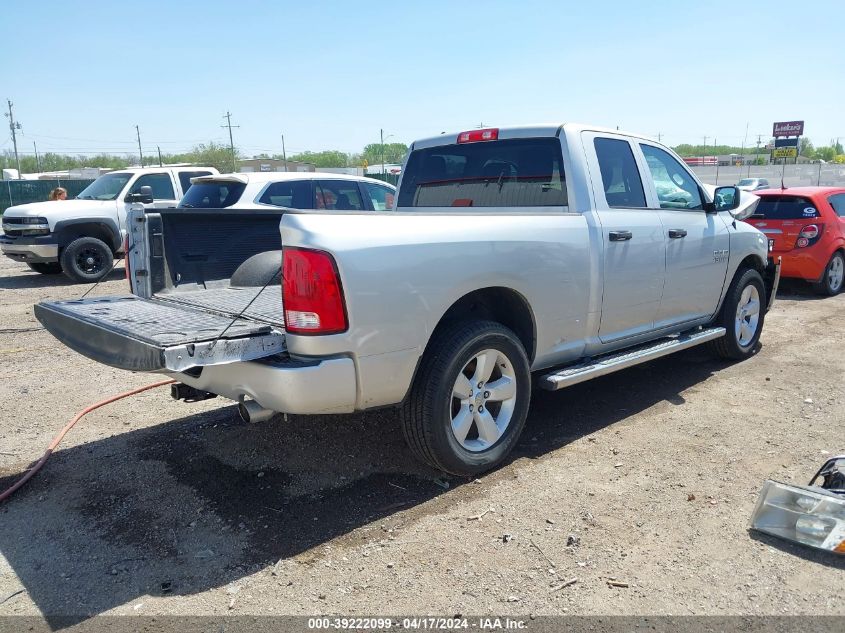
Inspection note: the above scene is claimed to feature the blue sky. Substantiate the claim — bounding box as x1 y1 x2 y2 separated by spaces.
2 0 843 158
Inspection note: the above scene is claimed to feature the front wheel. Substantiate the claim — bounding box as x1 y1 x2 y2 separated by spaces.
60 236 113 283
709 267 766 360
401 320 531 476
813 251 844 296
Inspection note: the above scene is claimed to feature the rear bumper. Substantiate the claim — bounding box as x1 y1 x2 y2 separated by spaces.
0 237 59 263
776 249 828 282
173 356 358 415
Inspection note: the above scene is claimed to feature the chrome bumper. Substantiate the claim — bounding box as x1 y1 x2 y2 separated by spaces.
1 242 59 262
172 356 358 415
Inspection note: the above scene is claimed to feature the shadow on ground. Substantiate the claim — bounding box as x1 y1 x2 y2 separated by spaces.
0 267 124 290
748 531 845 570
0 347 726 626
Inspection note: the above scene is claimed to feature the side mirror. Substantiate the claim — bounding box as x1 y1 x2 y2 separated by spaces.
126 185 154 205
713 185 740 212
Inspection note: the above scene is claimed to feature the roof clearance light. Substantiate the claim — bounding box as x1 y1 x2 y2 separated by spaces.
457 128 499 144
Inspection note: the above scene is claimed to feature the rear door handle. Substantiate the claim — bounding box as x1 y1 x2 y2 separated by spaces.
609 230 633 242
668 229 687 239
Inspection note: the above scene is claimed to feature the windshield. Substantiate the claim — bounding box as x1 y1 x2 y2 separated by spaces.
77 173 133 201
179 181 247 208
397 138 567 208
737 179 755 186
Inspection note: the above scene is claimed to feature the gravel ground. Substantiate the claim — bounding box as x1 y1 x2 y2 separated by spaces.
0 255 843 625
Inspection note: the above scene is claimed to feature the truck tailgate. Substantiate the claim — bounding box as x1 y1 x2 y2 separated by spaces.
34 295 286 372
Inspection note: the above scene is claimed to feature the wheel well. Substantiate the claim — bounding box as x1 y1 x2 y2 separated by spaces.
428 287 537 363
56 223 118 255
738 254 765 274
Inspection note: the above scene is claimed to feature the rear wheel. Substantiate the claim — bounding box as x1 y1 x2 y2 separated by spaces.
401 320 531 476
813 251 844 296
27 262 62 274
60 236 113 283
709 267 766 360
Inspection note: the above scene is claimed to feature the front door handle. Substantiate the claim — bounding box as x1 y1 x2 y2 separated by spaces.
668 229 688 239
609 230 633 242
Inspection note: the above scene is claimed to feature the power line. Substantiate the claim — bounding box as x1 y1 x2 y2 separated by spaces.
221 111 239 173
4 100 22 177
135 125 143 166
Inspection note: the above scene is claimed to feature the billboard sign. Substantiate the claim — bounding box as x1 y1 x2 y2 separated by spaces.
774 138 799 148
773 120 804 137
773 147 798 159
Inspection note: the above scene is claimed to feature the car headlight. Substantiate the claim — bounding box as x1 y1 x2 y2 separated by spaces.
750 457 845 554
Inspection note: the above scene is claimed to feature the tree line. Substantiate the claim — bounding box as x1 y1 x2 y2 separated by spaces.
3 138 843 175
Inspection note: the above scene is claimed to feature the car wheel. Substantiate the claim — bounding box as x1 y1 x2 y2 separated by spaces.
813 251 844 296
27 262 63 275
60 237 114 283
709 267 766 360
401 320 531 476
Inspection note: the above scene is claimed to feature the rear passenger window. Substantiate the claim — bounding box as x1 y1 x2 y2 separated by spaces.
315 181 365 210
593 138 646 208
397 138 566 208
178 171 213 193
754 196 820 219
828 193 845 217
362 182 395 210
258 180 313 208
640 144 703 210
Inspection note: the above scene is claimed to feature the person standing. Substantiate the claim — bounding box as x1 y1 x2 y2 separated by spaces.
48 187 67 201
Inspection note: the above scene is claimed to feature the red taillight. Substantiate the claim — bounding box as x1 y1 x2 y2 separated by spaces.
123 236 131 289
457 128 499 143
796 223 823 248
799 224 820 239
282 247 347 335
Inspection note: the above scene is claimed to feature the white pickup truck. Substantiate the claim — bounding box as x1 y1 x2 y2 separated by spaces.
35 124 780 475
1 166 217 282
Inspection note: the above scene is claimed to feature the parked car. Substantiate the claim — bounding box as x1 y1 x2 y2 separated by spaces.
746 187 845 295
737 178 770 191
1 166 218 282
179 172 396 211
34 124 779 475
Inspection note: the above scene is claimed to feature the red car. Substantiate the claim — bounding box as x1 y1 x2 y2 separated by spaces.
746 187 845 295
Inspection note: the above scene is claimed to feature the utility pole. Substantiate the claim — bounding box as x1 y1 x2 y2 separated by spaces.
281 134 288 171
157 145 163 167
657 132 662 142
739 122 748 175
33 141 40 173
221 111 239 173
714 137 720 185
750 135 762 178
5 99 22 178
702 135 709 163
135 125 143 167
380 128 385 176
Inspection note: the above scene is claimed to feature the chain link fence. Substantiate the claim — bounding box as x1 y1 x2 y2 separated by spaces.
1 179 95 215
690 163 845 188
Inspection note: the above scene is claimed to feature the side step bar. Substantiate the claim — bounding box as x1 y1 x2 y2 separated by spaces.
539 327 726 391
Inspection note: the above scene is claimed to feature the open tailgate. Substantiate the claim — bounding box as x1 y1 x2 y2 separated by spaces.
34 295 286 372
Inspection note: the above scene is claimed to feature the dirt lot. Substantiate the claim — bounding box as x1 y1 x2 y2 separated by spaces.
0 255 843 624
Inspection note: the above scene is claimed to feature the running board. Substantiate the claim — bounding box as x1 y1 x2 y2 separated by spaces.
539 327 726 391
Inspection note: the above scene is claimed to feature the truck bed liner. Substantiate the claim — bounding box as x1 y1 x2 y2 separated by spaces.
34 295 287 372
155 286 283 327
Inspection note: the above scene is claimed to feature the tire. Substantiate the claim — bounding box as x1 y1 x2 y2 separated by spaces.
709 267 766 360
401 320 531 476
27 262 62 275
812 251 844 296
59 236 114 283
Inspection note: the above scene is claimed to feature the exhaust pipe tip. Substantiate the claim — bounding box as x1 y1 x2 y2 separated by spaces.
238 398 275 424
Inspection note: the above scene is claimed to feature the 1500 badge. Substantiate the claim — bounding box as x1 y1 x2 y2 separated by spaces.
713 249 729 263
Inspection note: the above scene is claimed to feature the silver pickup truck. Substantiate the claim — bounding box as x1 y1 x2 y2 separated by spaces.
35 124 780 475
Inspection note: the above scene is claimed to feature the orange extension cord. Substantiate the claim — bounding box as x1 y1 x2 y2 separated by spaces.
0 378 176 504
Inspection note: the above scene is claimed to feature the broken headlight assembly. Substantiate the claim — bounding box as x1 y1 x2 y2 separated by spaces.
750 456 845 554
